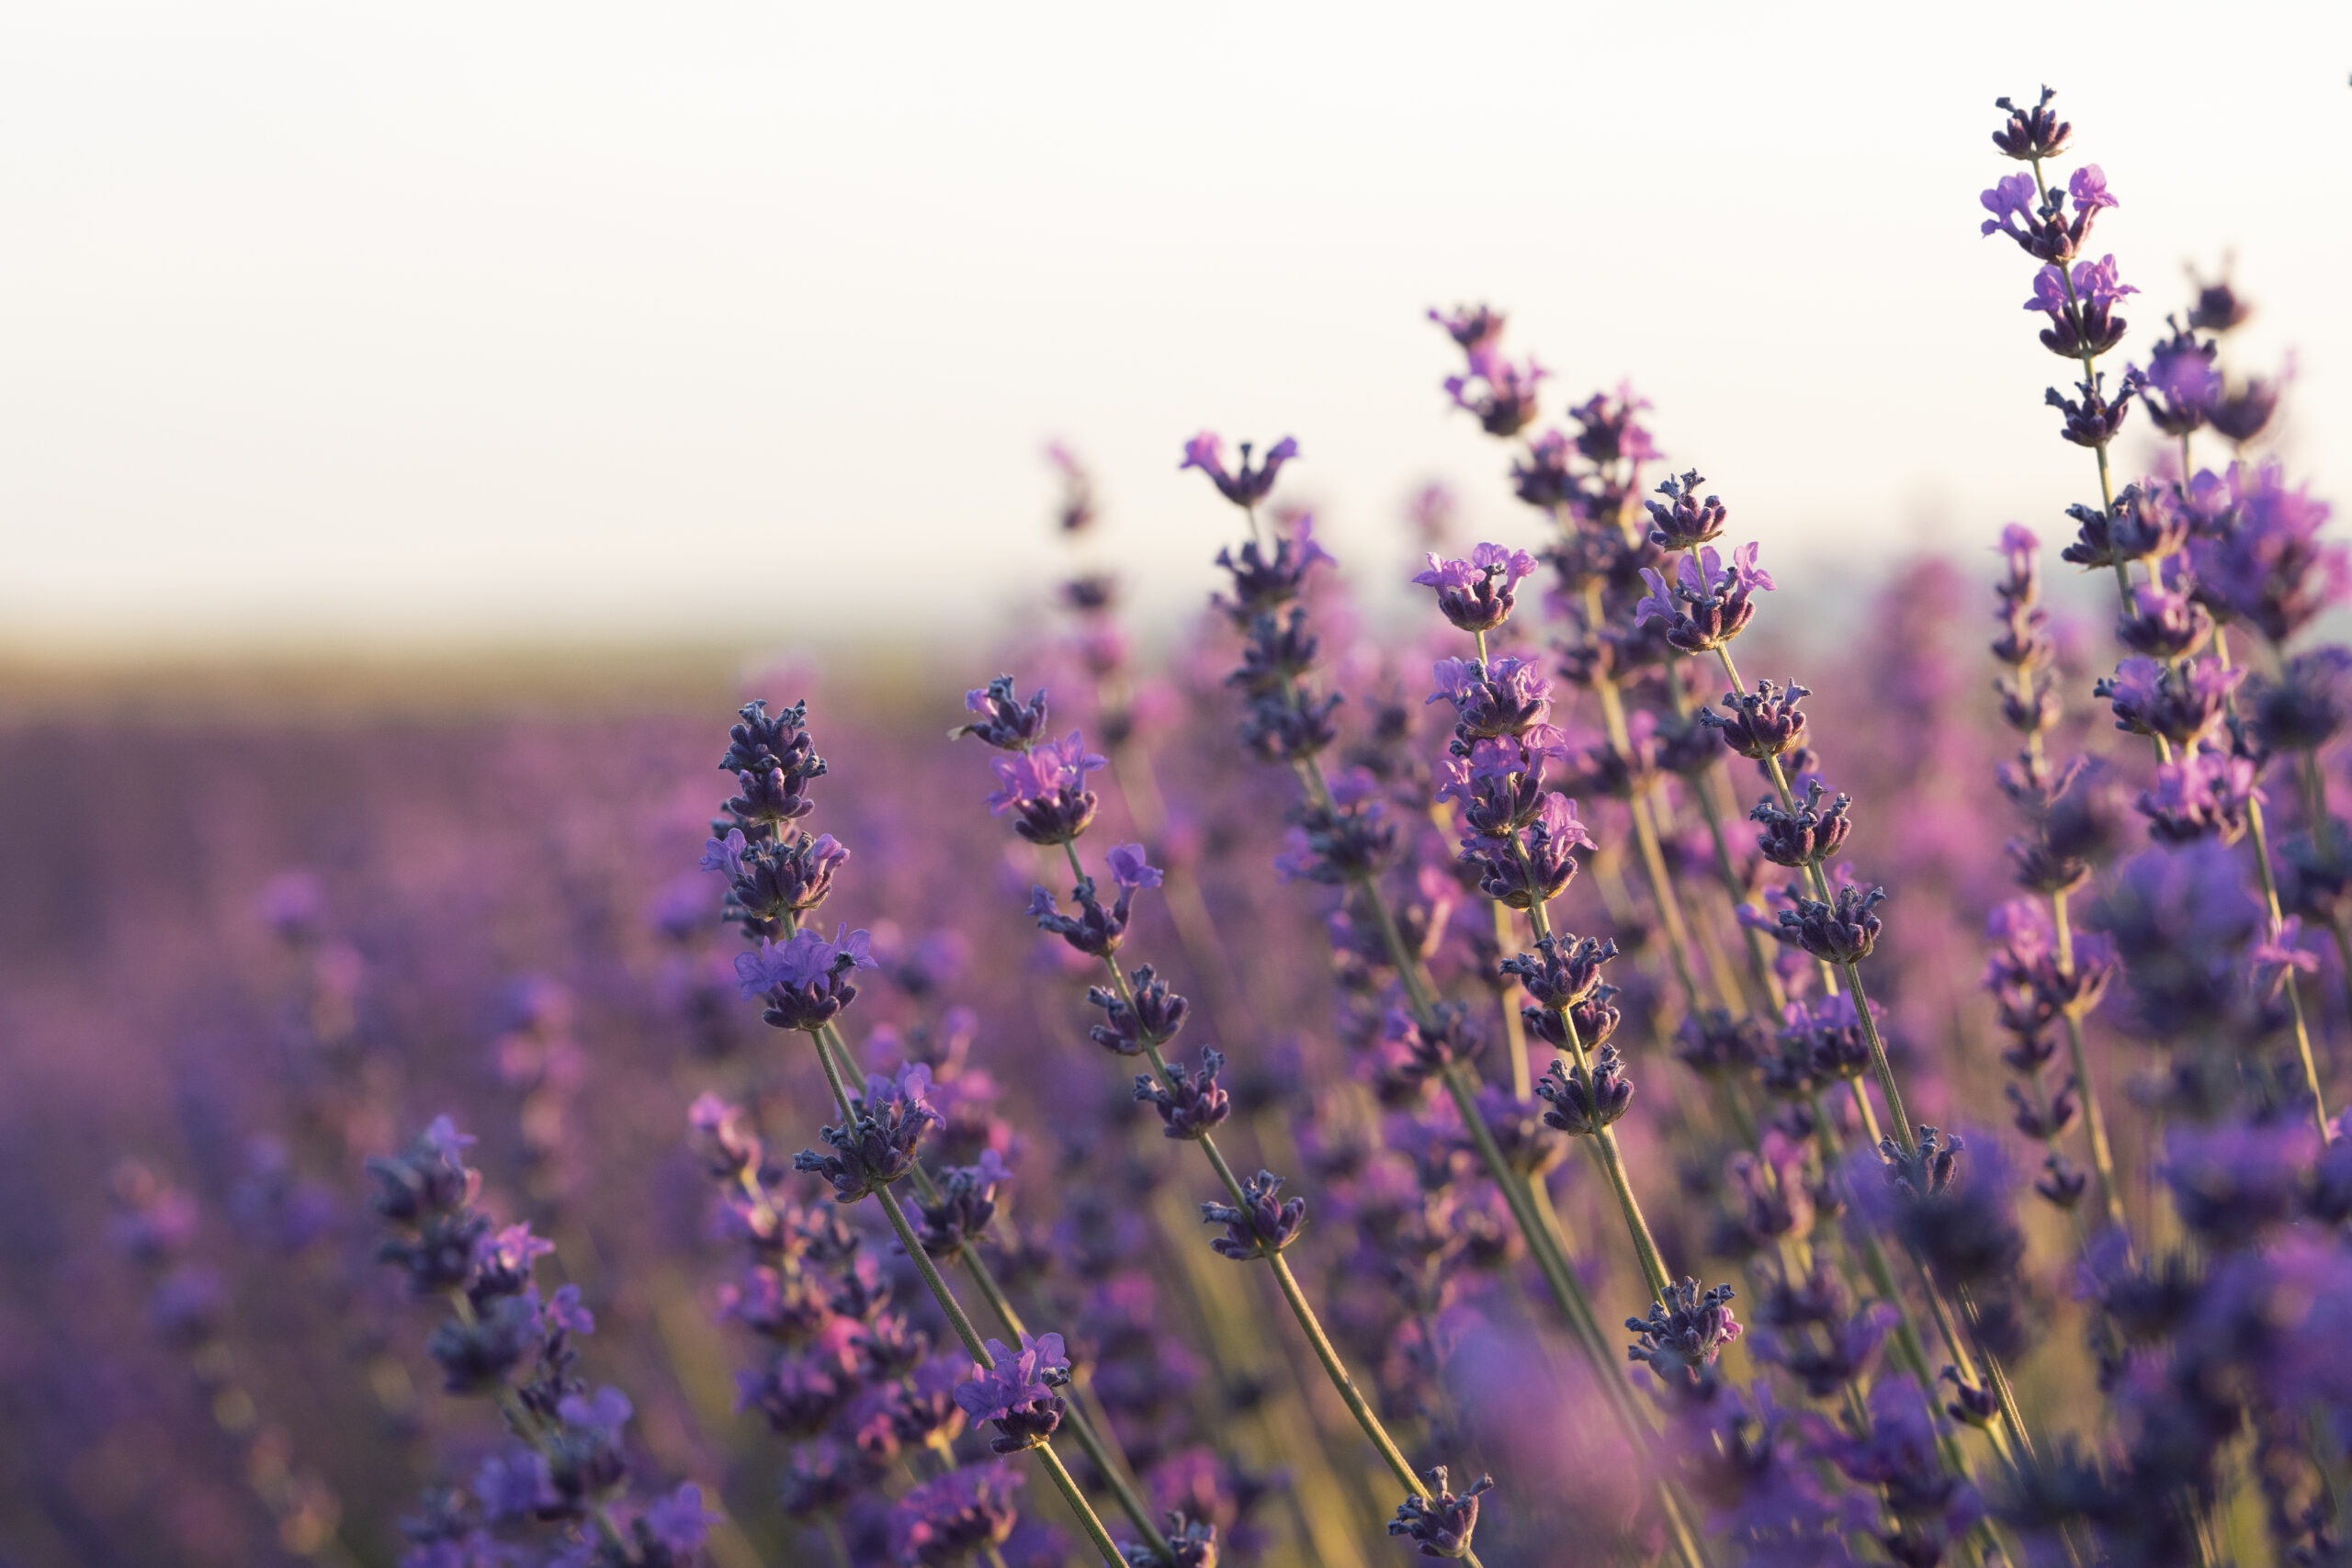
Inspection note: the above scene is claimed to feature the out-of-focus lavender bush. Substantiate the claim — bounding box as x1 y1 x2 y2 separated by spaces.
4 85 2348 1568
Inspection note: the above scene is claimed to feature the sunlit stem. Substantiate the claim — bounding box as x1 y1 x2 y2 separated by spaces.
1713 642 1918 1158
1059 839 1480 1562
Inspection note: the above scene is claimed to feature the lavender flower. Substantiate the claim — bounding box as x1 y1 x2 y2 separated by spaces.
718 699 827 833
1201 1170 1306 1260
1702 679 1810 761
894 1465 1024 1566
1775 882 1886 964
1412 542 1539 634
955 675 1051 750
1990 87 2070 160
1633 542 1775 653
1180 433 1298 511
911 1149 1013 1259
2094 655 2241 750
793 1066 944 1202
953 1333 1070 1453
1135 1050 1233 1141
1386 1467 1493 1560
983 731 1106 845
1748 779 1855 868
1086 963 1189 1054
1644 469 1727 551
736 925 877 1032
1626 1280 1743 1403
1535 1046 1633 1135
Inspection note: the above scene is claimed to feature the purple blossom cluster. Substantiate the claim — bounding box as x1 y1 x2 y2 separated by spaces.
10 80 2352 1568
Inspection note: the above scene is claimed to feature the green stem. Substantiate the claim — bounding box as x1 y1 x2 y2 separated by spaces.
869 1182 1125 1567
1714 640 1918 1158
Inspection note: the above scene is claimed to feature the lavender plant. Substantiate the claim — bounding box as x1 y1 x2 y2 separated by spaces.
10 76 2352 1568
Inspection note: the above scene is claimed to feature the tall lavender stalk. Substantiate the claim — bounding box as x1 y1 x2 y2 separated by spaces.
955 668 1496 1568
1981 85 2333 1138
1182 434 1713 1568
1988 523 2130 1232
706 701 1129 1567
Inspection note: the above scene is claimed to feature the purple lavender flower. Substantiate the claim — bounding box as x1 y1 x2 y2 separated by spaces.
2190 462 2349 643
1427 304 1506 357
1028 875 1140 958
1201 1169 1306 1260
1634 543 1775 654
1498 931 1616 1010
2061 484 2187 570
735 925 876 1032
2211 374 2281 445
1213 513 1333 622
1535 1045 1633 1135
1775 882 1886 964
983 731 1106 845
2045 369 2138 449
366 1115 481 1224
1748 779 1854 868
2025 255 2134 358
703 828 849 937
1412 542 1539 634
1749 1299 1894 1400
2113 581 2213 662
1434 739 1550 838
1445 352 1547 438
1672 1009 1767 1078
1428 655 1552 739
1779 992 1883 1083
718 699 827 833
1135 1049 1233 1140
1086 963 1189 1054
2141 322 2222 434
911 1149 1013 1259
954 675 1051 750
1387 1467 1493 1560
953 1333 1070 1453
1811 1380 1983 1568
1982 162 2114 263
1990 87 2070 160
2095 655 2241 749
793 1066 943 1202
893 1465 1024 1566
1626 1280 1743 1403
2136 751 2261 846
1180 433 1299 511
640 1484 715 1559
1104 842 1163 891
1458 792 1595 909
2164 1117 2321 1245
1703 679 1810 761
1644 469 1727 551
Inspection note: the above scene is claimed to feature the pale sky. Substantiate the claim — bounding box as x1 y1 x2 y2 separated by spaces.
2 2 2346 653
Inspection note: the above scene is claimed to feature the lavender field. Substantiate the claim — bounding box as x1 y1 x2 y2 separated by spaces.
6 85 2351 1568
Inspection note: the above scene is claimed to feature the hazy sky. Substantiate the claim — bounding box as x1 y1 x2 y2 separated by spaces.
3 2 2346 652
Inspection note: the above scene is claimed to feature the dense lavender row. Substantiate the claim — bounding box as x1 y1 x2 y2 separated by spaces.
4 86 2348 1568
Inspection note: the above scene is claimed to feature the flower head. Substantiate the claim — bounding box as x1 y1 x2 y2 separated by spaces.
1412 542 1539 633
1181 433 1299 511
953 1333 1069 1452
1634 543 1775 653
1387 1467 1494 1560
